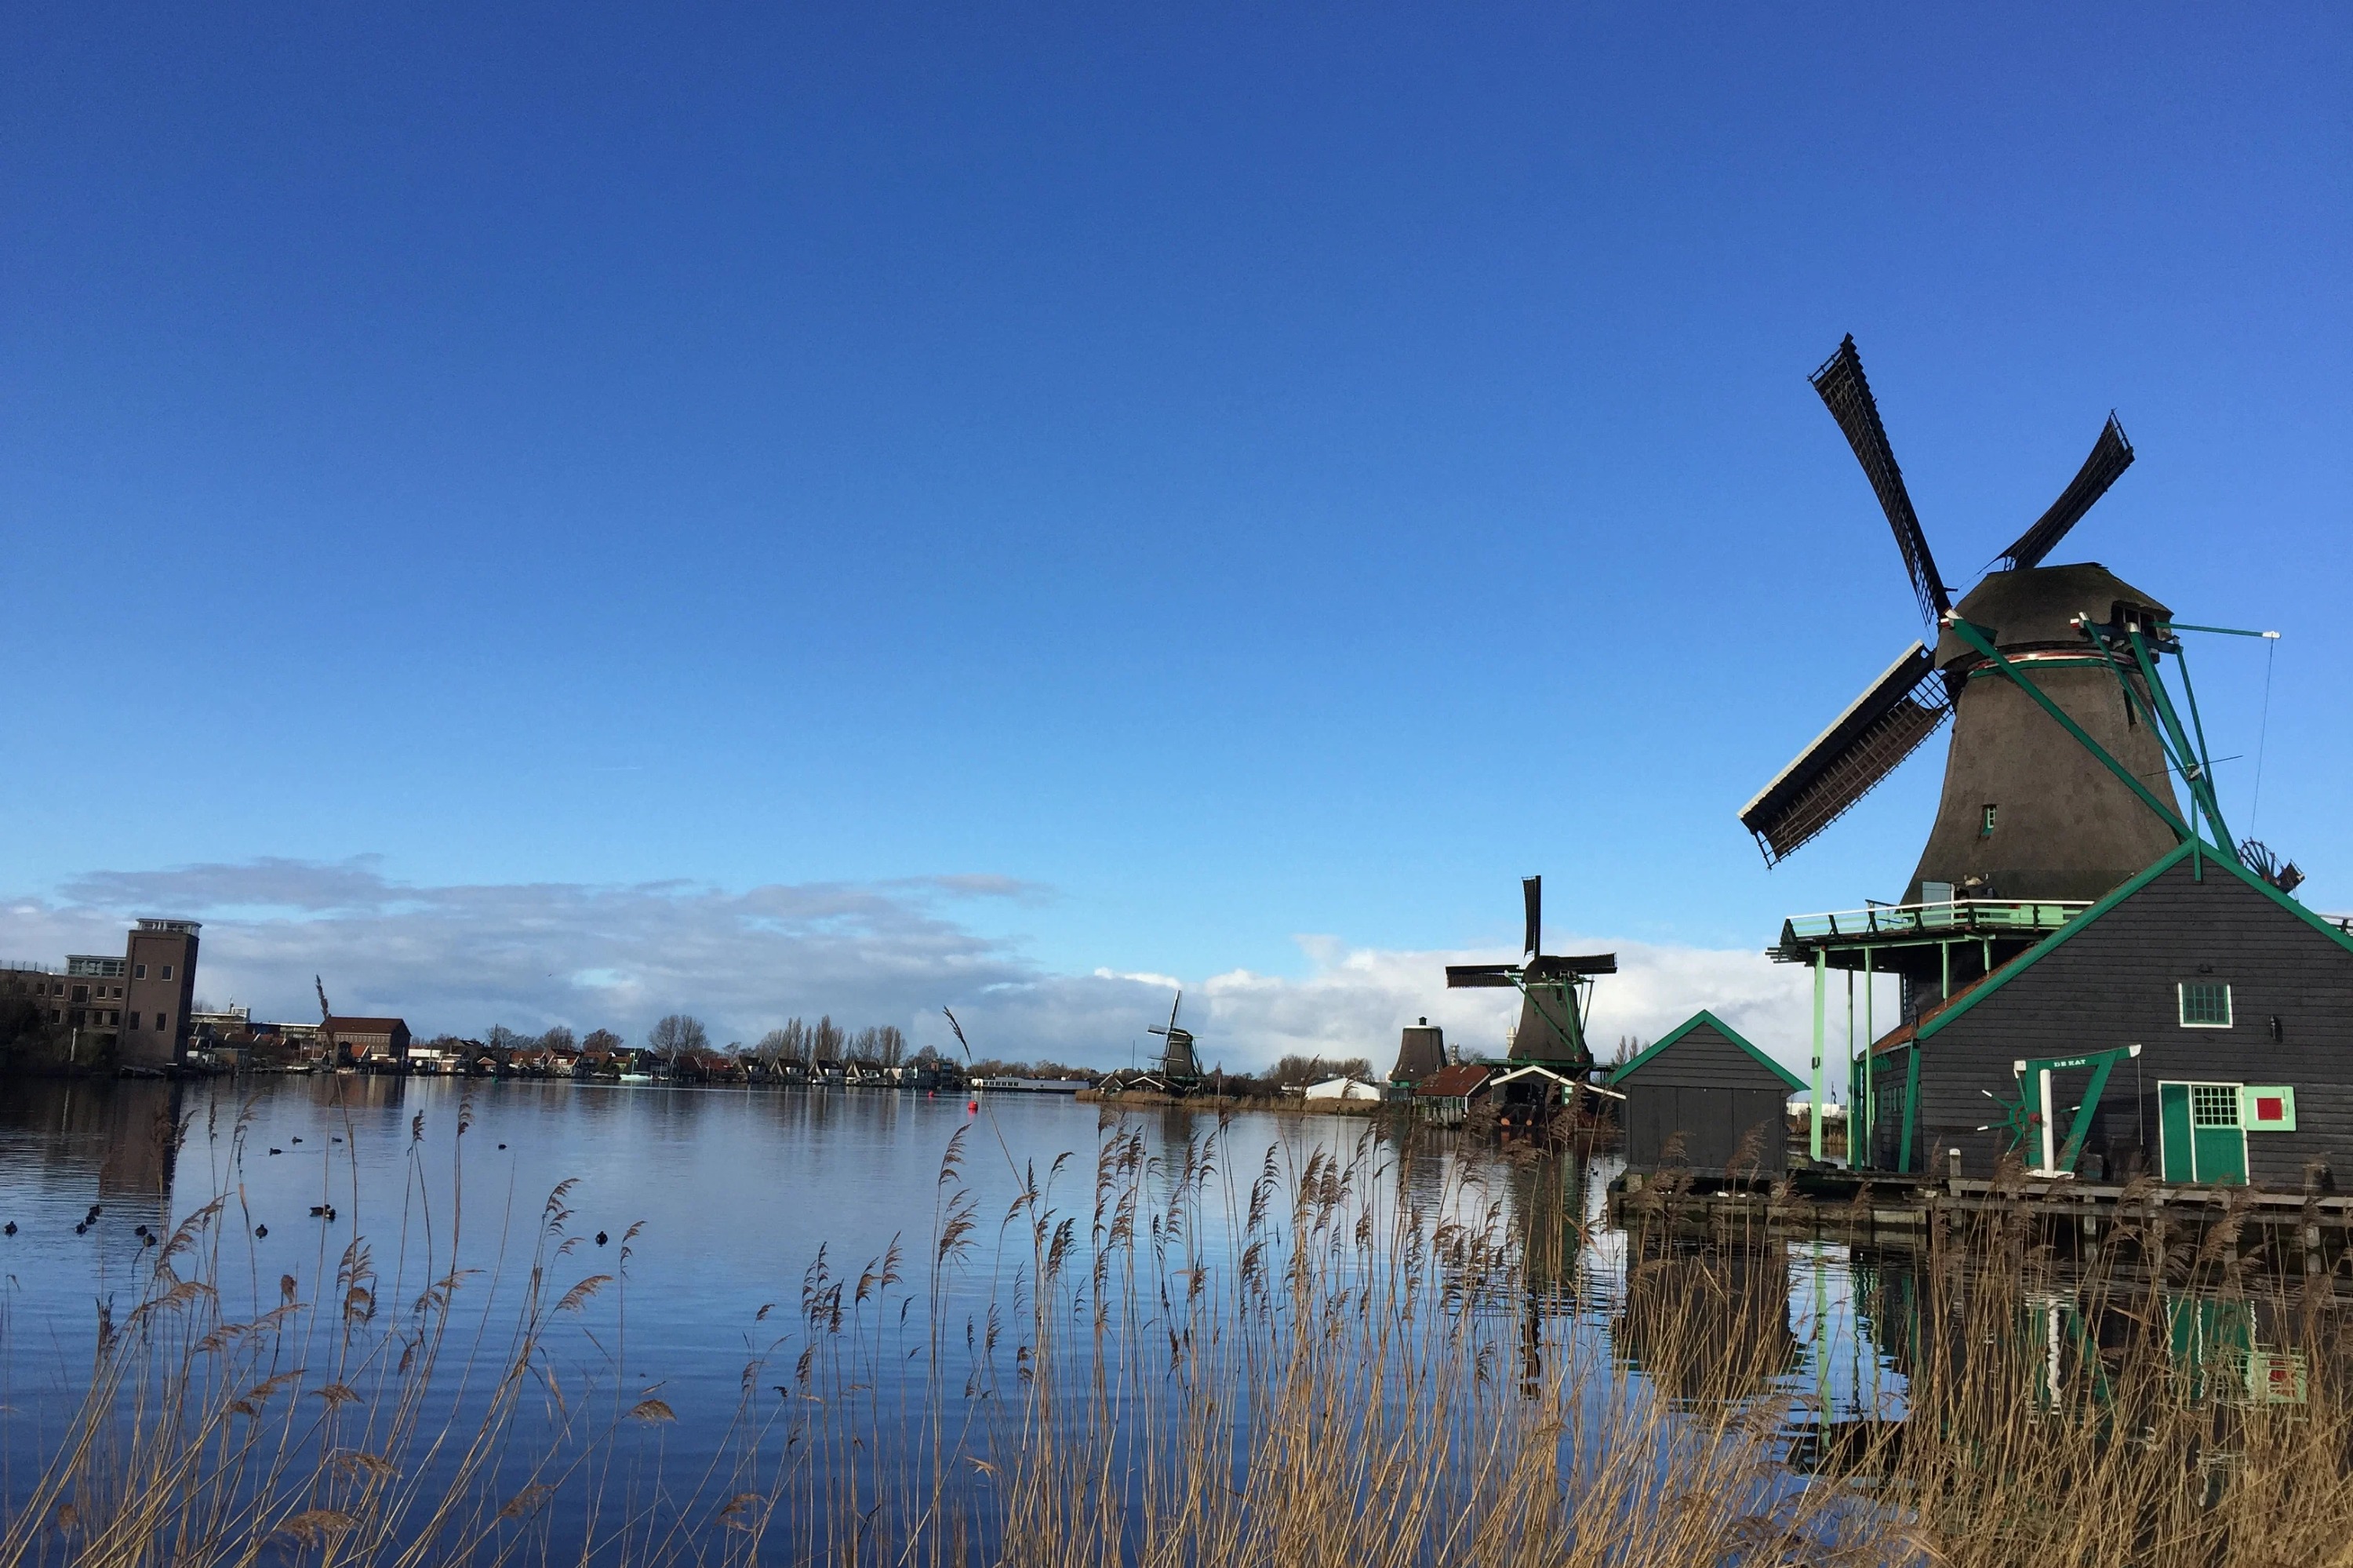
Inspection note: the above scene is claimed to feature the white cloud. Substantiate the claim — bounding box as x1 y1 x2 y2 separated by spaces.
2 860 1819 1075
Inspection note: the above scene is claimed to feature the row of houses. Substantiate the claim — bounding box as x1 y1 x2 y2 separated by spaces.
231 1019 978 1089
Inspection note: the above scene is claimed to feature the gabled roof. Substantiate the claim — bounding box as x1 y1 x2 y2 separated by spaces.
1414 1063 1492 1098
1917 839 2353 1043
1607 1010 1806 1092
1487 1062 1578 1088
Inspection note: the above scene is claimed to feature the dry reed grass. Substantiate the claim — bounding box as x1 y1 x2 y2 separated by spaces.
5 1098 2352 1566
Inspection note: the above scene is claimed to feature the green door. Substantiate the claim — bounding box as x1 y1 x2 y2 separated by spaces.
2158 1082 2194 1181
2158 1080 2246 1184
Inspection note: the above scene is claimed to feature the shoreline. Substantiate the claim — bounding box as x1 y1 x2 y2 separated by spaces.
1075 1086 1389 1119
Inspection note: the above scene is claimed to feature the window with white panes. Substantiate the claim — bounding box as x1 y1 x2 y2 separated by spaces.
2179 982 2233 1028
2191 1083 2240 1127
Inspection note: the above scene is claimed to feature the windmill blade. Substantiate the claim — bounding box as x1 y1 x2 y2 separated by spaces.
1524 953 1617 980
1811 336 1952 635
1446 964 1520 988
1522 876 1540 957
1740 642 1955 864
1995 414 2134 571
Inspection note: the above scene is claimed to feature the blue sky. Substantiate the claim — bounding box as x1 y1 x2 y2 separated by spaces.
5 5 2347 1063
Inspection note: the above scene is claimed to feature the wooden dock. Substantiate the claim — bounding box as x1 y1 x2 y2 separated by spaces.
1613 1166 2353 1284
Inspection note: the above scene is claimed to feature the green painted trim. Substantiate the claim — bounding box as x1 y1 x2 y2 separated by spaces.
1900 1045 1919 1173
1916 840 2353 1044
1607 1009 1806 1092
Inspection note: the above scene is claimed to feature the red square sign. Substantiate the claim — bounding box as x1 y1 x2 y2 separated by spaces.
2257 1096 2285 1122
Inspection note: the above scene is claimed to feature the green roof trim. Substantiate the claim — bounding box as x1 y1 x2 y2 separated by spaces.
1915 839 2353 1044
1607 1010 1806 1092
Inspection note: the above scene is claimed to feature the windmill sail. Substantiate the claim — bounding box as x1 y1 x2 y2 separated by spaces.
1740 642 1954 864
1522 953 1617 980
1811 336 1952 637
1522 876 1541 956
1995 415 2134 571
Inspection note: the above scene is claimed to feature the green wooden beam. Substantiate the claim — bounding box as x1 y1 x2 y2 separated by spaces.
1946 617 2195 842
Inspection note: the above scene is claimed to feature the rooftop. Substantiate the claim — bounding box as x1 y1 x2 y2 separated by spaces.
1414 1063 1492 1098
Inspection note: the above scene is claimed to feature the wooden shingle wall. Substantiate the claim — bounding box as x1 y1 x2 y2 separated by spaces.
1619 1020 1793 1175
1914 857 2353 1184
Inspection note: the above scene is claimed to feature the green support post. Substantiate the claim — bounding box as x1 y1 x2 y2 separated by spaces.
1899 1045 1919 1174
1862 948 1875 1168
1811 949 1826 1163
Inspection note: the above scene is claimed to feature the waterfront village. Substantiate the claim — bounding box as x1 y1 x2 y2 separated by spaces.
0 915 1387 1104
9 340 2353 1221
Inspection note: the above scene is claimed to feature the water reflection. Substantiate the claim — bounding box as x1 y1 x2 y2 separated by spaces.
0 1075 184 1201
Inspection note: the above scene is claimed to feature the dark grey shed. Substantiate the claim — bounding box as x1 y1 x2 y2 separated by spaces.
1609 1012 1805 1176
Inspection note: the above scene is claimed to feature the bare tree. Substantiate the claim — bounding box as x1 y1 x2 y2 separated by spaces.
647 1013 709 1062
539 1024 576 1053
812 1015 845 1064
1269 1053 1374 1088
875 1024 908 1068
581 1028 624 1056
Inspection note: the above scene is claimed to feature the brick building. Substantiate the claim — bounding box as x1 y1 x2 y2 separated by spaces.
2 918 199 1069
323 1016 413 1067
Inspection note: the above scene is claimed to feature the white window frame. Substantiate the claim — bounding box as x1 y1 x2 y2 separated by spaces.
2178 980 2233 1029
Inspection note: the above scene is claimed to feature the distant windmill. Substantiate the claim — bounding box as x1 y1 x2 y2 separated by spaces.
315 975 337 1065
1147 991 1202 1084
1445 878 1615 1067
1740 334 2184 907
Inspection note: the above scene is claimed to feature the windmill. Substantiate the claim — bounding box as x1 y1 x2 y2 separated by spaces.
1147 991 1202 1084
1740 335 2186 913
1446 877 1616 1067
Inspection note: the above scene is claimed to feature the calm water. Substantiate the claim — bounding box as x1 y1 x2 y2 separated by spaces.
0 1074 1900 1550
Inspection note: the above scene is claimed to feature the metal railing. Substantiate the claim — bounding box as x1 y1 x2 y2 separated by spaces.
1780 897 2091 948
2 959 57 973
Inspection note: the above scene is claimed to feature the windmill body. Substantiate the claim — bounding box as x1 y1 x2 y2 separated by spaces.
1908 564 2181 906
1741 336 2189 1007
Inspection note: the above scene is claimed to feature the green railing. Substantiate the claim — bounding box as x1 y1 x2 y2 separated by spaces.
1779 897 2089 948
